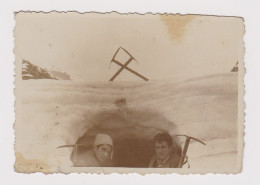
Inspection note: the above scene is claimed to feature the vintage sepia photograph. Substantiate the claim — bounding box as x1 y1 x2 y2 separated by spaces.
14 12 245 174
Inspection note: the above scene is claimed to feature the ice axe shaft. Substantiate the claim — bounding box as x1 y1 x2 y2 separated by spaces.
112 59 148 81
109 57 134 81
176 135 206 168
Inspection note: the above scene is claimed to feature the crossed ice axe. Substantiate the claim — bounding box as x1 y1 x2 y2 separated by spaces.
109 47 149 81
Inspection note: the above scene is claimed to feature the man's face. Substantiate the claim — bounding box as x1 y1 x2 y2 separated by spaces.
155 141 171 160
94 144 112 163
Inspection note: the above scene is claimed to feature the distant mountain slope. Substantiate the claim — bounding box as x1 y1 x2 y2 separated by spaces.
22 59 71 80
48 70 70 80
22 60 57 80
231 61 238 72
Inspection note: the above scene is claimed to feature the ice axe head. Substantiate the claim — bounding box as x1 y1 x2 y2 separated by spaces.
109 47 138 69
176 135 206 146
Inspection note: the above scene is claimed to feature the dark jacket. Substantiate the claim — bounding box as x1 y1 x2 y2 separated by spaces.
148 153 180 168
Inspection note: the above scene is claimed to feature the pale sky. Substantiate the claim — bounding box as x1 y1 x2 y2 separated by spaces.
14 12 244 81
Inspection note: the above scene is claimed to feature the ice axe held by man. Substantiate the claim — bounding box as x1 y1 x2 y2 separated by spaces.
148 132 206 168
176 135 206 168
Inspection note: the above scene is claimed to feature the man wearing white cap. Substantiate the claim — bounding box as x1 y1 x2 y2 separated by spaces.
74 133 114 167
93 133 113 166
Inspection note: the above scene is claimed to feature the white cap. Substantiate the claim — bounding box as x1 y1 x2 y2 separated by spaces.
93 134 113 147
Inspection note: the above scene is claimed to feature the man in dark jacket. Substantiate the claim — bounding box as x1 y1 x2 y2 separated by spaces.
148 132 180 168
